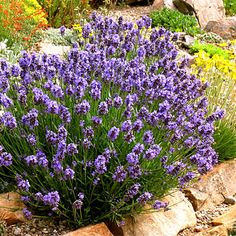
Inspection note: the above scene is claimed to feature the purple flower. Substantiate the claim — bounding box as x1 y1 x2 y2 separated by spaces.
121 120 132 133
67 143 78 156
128 164 142 179
132 143 145 155
0 112 17 129
0 93 12 108
92 116 102 126
124 132 135 143
64 167 75 180
108 127 120 142
137 192 153 205
133 119 143 132
36 150 48 168
75 100 90 115
152 200 168 210
25 155 38 166
22 109 39 129
26 134 36 146
113 96 123 108
94 155 107 174
143 130 154 145
126 152 139 165
43 191 60 209
125 183 141 201
60 25 66 36
16 175 30 191
112 165 127 182
0 152 12 166
73 199 83 209
98 101 109 115
23 208 32 220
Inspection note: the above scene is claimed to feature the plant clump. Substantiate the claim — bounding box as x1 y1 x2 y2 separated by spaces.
150 8 202 36
0 13 223 227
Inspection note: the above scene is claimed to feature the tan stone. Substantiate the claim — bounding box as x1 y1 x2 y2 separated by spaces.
152 0 164 10
0 192 26 225
62 222 114 236
152 0 177 10
184 160 236 210
121 191 196 236
173 0 225 28
212 205 236 230
195 225 228 236
205 17 236 40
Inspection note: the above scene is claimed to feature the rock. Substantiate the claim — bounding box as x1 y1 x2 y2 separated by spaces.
152 0 176 10
182 35 195 48
184 188 208 211
13 227 22 235
212 205 236 230
120 191 196 236
173 0 225 28
152 0 164 9
224 196 236 205
195 225 228 236
62 222 114 236
0 192 26 225
205 17 236 40
184 160 236 211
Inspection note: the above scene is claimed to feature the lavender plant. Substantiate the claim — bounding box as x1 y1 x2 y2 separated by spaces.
0 13 223 226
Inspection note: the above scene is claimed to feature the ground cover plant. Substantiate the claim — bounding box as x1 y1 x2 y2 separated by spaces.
150 8 201 36
190 40 232 60
224 0 236 16
0 14 223 227
192 50 236 161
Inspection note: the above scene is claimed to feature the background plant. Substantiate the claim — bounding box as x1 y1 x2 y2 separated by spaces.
150 8 202 36
37 0 90 27
224 0 236 16
0 15 223 227
192 51 236 161
0 0 47 48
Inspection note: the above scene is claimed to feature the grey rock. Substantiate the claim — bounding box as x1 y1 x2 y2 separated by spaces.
13 227 21 235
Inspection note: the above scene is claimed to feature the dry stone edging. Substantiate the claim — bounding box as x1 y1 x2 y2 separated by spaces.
120 191 196 236
0 192 26 225
184 160 236 211
62 222 114 236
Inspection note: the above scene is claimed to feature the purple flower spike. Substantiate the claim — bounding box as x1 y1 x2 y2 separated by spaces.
108 127 120 142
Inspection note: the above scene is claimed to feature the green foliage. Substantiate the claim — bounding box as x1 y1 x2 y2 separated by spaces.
43 28 77 46
150 8 201 36
197 32 223 44
224 0 236 16
37 0 90 28
190 40 231 59
0 40 24 64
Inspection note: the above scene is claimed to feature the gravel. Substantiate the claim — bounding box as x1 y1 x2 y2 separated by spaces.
178 203 232 236
7 219 74 236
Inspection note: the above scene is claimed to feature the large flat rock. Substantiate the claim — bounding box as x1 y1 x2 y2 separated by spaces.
121 191 196 236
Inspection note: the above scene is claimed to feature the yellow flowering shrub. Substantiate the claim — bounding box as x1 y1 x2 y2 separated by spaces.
22 0 47 25
191 50 236 161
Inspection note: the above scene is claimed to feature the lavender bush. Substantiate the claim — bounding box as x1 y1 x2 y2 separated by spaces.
0 13 223 226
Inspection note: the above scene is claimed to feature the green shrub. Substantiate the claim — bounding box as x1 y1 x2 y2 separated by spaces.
189 40 231 59
150 8 201 36
224 0 236 16
0 15 222 227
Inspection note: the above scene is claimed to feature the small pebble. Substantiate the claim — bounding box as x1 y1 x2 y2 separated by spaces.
13 227 21 235
194 226 203 232
224 196 236 205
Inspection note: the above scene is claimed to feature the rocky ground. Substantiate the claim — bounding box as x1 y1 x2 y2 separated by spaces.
6 219 74 236
178 203 233 236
